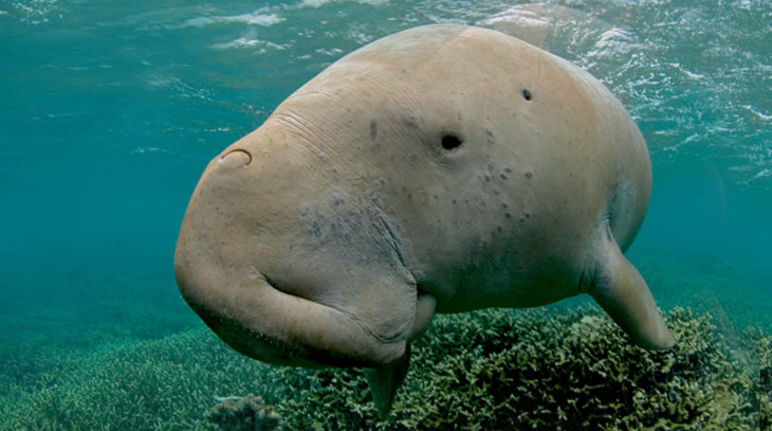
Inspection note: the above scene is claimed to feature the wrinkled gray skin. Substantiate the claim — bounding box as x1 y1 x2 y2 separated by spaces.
175 25 675 416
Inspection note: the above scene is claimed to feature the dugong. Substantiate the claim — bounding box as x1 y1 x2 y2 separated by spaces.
174 24 675 415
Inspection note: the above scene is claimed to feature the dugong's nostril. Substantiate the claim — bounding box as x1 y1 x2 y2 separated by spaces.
219 149 252 168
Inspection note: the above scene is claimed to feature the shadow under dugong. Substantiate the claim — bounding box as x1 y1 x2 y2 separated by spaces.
174 24 675 417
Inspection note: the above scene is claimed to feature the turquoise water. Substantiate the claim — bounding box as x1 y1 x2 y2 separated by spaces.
1 0 770 428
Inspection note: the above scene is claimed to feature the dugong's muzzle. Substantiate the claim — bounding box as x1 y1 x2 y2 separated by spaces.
174 146 425 368
175 257 403 367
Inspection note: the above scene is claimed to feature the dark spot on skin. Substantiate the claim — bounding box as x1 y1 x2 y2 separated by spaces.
500 173 508 180
401 186 407 193
505 212 511 218
523 89 532 101
525 213 531 218
502 203 508 208
441 134 462 150
369 120 378 141
497 226 503 232
309 221 322 238
484 174 492 182
504 167 512 173
524 171 533 179
452 199 457 204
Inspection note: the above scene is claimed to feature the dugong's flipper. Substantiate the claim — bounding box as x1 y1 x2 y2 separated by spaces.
586 222 676 350
365 346 410 419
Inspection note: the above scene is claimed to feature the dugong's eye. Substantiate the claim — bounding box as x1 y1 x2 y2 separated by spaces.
441 134 463 151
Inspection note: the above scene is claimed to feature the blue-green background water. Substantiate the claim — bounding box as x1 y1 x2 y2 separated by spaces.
0 0 770 426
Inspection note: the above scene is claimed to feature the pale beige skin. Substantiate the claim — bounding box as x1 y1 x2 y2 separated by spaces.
175 25 675 415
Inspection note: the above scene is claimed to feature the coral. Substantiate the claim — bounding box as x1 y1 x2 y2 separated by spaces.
206 394 281 431
276 308 760 430
742 327 772 429
0 307 765 430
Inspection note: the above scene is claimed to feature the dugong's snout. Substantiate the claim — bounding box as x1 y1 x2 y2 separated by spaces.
174 242 407 368
173 147 420 368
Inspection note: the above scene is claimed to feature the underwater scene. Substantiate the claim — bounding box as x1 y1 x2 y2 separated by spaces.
1 0 770 429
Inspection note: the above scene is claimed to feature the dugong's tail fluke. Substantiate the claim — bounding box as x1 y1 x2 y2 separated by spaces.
586 222 676 350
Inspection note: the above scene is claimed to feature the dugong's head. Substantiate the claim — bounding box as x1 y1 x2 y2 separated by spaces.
173 122 437 368
174 136 432 367
173 27 484 369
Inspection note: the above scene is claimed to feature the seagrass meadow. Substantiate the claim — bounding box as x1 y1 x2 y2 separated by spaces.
0 301 769 429
1 0 770 429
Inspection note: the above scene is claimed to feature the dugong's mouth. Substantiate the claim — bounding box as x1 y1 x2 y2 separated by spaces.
190 292 363 368
175 256 408 368
190 298 321 368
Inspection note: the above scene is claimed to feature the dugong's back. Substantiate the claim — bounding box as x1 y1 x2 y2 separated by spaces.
279 25 651 311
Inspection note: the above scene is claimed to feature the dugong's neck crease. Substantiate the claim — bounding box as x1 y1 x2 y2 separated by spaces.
271 110 319 145
270 108 355 160
376 212 407 270
268 109 386 183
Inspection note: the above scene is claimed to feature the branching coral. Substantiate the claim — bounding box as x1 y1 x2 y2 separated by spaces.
275 308 762 430
206 394 281 431
0 308 765 430
742 327 772 429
